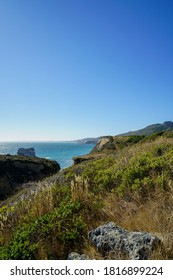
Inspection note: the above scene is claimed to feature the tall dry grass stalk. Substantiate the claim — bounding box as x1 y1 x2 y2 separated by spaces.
71 175 89 202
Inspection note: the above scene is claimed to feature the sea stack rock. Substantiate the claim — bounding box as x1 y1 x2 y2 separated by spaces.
17 147 36 157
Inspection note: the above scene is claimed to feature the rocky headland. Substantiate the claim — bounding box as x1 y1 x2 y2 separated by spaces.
76 137 100 144
0 154 60 199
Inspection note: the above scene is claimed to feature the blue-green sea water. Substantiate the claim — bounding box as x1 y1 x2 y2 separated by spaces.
0 142 95 169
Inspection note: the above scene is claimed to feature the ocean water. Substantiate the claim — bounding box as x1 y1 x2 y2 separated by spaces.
0 142 95 169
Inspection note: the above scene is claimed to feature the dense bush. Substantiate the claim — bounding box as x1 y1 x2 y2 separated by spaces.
79 142 173 197
0 200 85 259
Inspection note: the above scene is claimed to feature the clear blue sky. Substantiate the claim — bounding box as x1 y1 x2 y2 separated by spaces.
0 0 173 141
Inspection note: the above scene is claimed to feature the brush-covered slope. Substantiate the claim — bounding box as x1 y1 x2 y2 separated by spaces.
1 131 173 259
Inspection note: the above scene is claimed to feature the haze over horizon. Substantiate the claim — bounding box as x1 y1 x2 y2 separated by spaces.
1 0 173 141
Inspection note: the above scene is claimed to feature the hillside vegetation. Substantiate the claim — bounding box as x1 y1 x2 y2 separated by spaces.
1 131 173 259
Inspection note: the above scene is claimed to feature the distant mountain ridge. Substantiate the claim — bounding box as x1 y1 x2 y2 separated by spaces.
119 121 173 136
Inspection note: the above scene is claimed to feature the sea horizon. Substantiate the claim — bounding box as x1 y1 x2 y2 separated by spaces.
0 140 79 143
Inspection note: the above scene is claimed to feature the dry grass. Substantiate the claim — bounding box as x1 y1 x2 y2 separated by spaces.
100 185 173 259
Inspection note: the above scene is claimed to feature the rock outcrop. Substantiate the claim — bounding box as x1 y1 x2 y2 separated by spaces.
17 147 36 157
95 137 110 151
91 136 114 153
0 155 60 199
67 252 90 260
88 222 161 260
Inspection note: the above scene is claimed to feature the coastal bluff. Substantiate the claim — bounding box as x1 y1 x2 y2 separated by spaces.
0 155 60 199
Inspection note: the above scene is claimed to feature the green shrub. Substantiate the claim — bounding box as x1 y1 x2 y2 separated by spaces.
0 200 85 260
78 142 173 197
127 135 145 144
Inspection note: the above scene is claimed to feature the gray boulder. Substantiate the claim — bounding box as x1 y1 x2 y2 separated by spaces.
17 147 36 157
88 222 161 260
67 252 90 260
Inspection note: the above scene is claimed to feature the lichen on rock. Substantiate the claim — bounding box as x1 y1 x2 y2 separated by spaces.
88 222 161 260
67 252 90 260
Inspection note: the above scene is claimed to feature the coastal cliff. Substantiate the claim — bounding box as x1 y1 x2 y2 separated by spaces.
0 155 60 199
